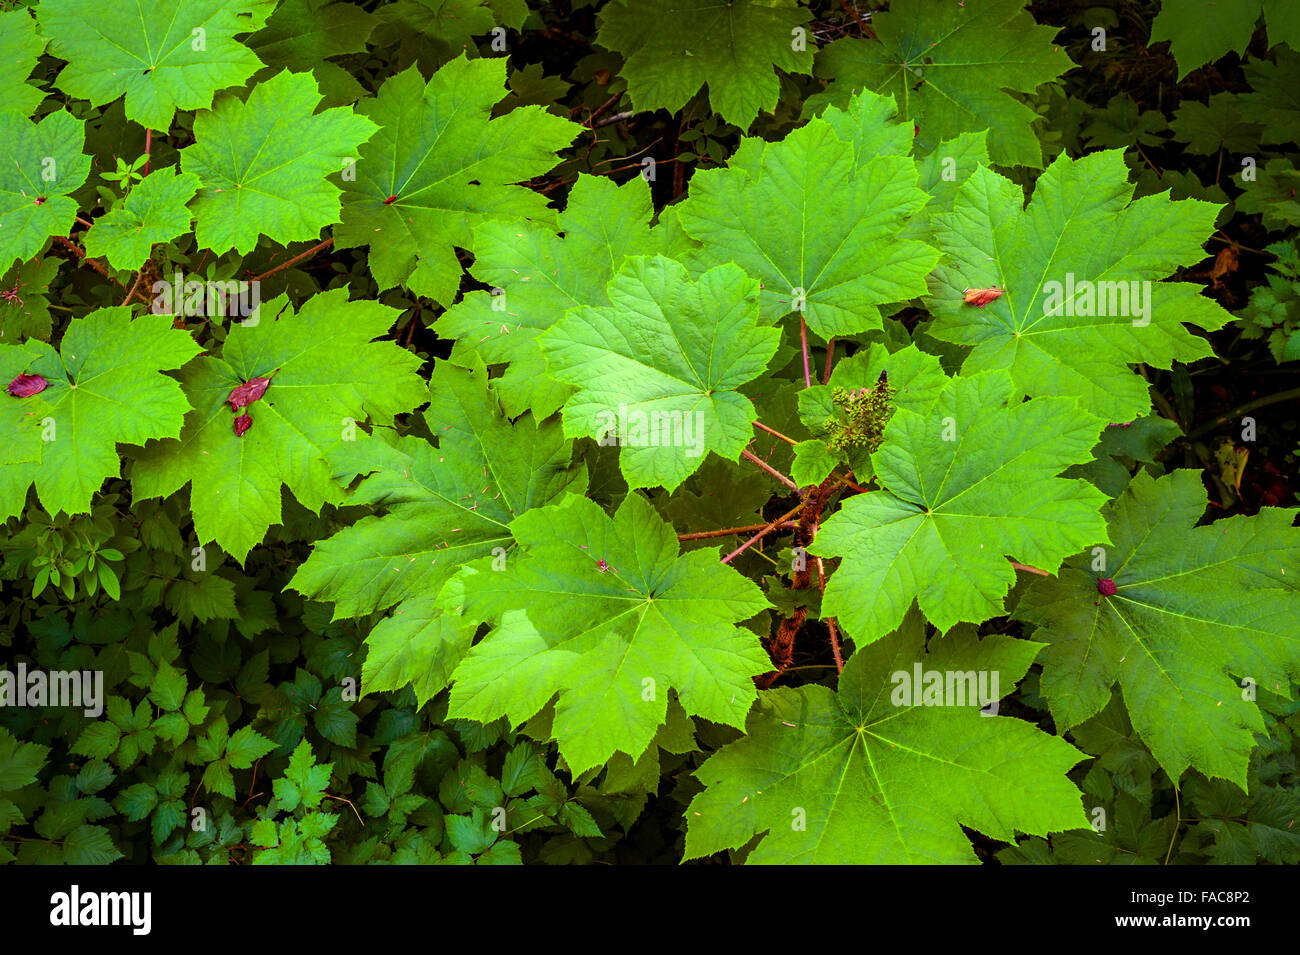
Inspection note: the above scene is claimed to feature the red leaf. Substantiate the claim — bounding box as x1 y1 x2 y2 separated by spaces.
234 414 253 437
962 286 1003 307
226 376 271 410
6 373 48 397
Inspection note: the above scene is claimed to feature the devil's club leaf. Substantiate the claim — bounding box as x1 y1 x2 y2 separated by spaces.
1014 470 1300 787
335 57 581 305
84 168 200 270
926 149 1234 422
441 174 655 420
675 91 939 338
0 309 202 519
131 289 426 563
1151 0 1300 80
439 492 771 776
0 111 91 273
0 356 48 467
684 613 1088 863
813 369 1108 645
38 0 273 131
538 256 780 492
809 0 1074 168
291 361 585 703
0 9 46 118
183 71 377 254
595 0 813 129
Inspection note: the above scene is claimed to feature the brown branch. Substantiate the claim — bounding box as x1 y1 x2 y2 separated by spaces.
721 499 810 564
120 268 145 307
678 521 797 541
741 447 801 492
815 556 844 674
249 237 334 283
1009 561 1050 577
753 420 799 446
839 0 878 39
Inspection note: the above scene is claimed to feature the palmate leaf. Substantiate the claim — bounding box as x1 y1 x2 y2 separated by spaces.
808 0 1074 168
0 309 202 520
440 175 655 420
1151 0 1300 80
684 612 1088 863
926 149 1234 422
291 361 585 705
539 255 780 492
84 168 200 270
0 111 91 273
595 0 814 129
812 369 1109 646
335 56 581 306
0 8 46 117
674 90 940 338
132 289 426 563
439 492 771 776
1014 469 1300 788
38 0 274 131
183 70 378 254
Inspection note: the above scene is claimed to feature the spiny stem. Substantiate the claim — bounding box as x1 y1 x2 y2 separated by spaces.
741 447 800 492
823 337 836 384
721 499 809 564
1184 387 1300 441
814 556 844 674
678 521 797 541
120 268 145 307
249 237 334 282
799 315 812 388
753 420 799 446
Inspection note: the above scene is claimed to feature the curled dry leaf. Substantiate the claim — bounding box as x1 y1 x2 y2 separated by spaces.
962 286 1003 307
7 373 48 397
226 376 271 410
234 413 252 437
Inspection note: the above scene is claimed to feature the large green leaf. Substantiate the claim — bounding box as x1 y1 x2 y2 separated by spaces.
38 0 273 130
808 0 1074 168
440 492 771 776
595 0 814 129
84 167 200 270
813 369 1109 645
335 56 581 305
1014 469 1300 788
538 255 780 492
0 8 46 117
440 174 655 420
291 361 585 704
0 309 202 519
183 70 377 254
1151 0 1300 80
674 90 939 338
926 149 1233 421
684 613 1088 863
131 289 426 563
0 111 91 273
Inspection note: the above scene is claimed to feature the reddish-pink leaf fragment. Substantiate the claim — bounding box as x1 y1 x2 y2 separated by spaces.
234 414 253 437
962 286 1003 307
1097 578 1117 596
7 373 48 397
226 376 271 410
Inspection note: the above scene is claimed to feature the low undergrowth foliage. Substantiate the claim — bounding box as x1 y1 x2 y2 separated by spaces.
1 0 1298 865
